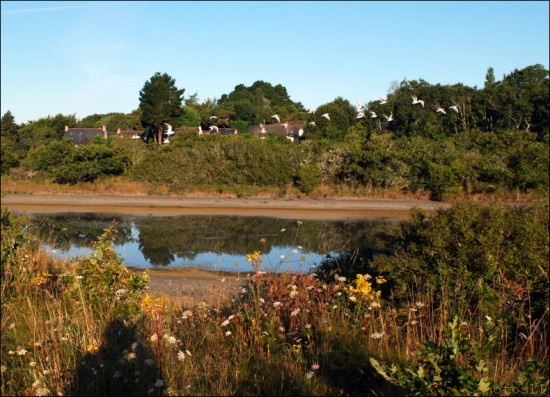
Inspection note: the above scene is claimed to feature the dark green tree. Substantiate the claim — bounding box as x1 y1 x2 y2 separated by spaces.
139 72 184 144
306 97 357 141
16 113 77 151
1 111 19 138
1 111 22 173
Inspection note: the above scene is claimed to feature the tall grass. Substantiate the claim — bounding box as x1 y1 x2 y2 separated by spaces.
1 203 548 396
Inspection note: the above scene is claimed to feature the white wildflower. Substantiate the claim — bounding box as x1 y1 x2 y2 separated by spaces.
17 348 27 356
150 333 158 342
9 323 15 329
168 336 177 345
127 352 136 360
291 308 301 317
370 332 384 339
221 320 230 327
186 350 192 356
306 371 314 379
155 379 164 388
131 342 138 350
289 290 298 298
273 301 282 308
29 361 36 367
177 350 185 362
225 331 232 337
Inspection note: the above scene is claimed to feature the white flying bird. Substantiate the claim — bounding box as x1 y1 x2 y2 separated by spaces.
379 96 387 104
321 113 330 121
382 112 394 122
163 123 175 136
435 105 447 115
272 114 280 123
449 105 459 113
369 111 378 118
209 115 217 120
308 121 316 126
162 137 170 144
357 101 365 112
357 111 365 119
412 95 425 107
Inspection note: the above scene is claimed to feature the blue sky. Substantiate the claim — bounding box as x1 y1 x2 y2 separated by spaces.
1 1 549 124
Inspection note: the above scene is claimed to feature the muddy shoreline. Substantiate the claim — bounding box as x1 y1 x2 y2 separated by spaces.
1 193 451 220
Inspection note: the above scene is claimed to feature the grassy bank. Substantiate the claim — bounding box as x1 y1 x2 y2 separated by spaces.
1 172 543 203
1 201 548 396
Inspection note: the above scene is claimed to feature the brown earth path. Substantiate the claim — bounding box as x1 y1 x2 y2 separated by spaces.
0 193 452 220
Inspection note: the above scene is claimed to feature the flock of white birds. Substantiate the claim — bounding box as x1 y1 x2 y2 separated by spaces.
149 94 462 144
353 95 460 127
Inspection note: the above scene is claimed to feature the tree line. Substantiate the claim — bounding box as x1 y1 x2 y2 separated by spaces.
1 64 548 199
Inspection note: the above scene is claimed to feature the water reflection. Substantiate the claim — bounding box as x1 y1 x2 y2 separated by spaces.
27 213 395 273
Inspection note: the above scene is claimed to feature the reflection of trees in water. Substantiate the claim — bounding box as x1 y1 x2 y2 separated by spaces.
30 213 394 267
130 216 392 267
29 213 133 251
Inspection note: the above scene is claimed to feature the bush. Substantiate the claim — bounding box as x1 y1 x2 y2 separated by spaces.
68 222 148 320
295 163 322 194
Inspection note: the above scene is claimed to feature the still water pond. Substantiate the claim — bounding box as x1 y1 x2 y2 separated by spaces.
26 213 396 273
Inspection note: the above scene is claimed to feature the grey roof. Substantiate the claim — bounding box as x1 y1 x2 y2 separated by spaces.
63 129 104 145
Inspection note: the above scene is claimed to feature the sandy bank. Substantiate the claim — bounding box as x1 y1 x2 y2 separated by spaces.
1 193 451 220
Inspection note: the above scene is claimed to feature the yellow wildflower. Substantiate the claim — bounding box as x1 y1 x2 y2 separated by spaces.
246 251 262 262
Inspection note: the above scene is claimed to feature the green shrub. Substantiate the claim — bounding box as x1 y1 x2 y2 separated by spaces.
295 163 322 193
68 222 148 320
370 317 493 396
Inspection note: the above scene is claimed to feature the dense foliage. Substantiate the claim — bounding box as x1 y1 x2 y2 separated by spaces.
2 65 548 198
